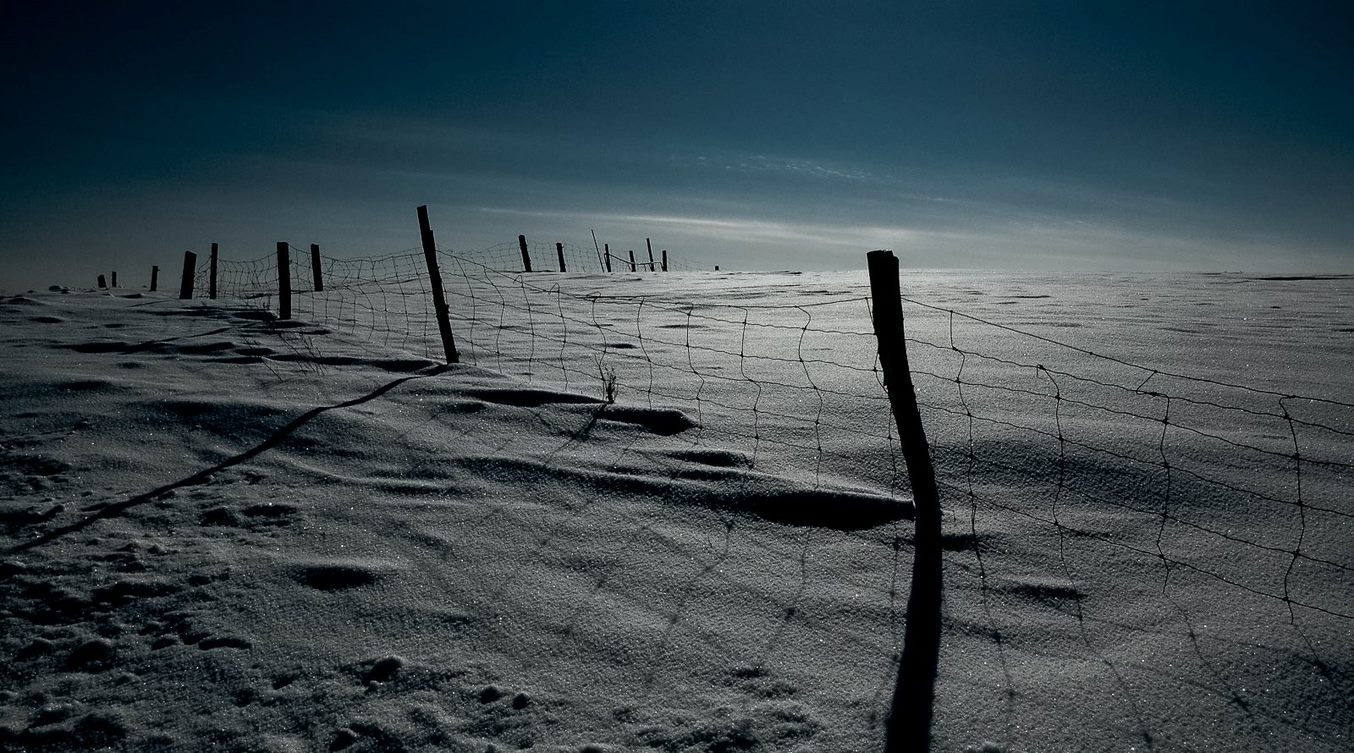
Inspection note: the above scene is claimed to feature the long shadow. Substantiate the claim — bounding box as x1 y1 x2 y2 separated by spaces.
885 498 943 752
7 366 448 553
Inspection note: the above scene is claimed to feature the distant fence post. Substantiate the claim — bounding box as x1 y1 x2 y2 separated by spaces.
661 249 668 272
209 243 218 300
97 274 107 289
150 265 159 292
111 271 118 288
276 242 292 319
868 250 942 753
628 250 636 272
179 251 196 300
604 244 612 273
310 243 324 292
518 234 534 272
646 238 655 271
556 242 567 273
417 205 461 364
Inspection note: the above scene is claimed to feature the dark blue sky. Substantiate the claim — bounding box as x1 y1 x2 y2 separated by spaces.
3 1 1351 288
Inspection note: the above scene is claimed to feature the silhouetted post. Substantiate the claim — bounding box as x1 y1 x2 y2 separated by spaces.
276 242 292 319
310 244 324 292
178 251 196 300
646 238 655 272
604 244 612 273
209 243 218 300
556 242 567 273
661 249 668 272
868 250 942 753
111 271 118 288
417 205 460 364
150 265 159 292
628 250 636 272
97 274 107 289
518 234 533 272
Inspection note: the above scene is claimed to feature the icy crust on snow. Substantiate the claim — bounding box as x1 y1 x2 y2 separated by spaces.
0 271 1351 752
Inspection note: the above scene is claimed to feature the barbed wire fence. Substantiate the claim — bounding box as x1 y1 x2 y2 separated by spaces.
173 224 1352 750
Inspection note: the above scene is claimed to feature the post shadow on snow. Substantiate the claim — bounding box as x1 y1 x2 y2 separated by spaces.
6 366 450 553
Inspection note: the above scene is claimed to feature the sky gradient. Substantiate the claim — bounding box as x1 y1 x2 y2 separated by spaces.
3 1 1352 290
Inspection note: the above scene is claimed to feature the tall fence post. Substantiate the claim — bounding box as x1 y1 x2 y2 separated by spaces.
604 244 612 273
97 274 107 289
518 234 534 273
556 242 567 273
417 205 460 364
661 249 668 272
868 250 942 753
646 237 655 272
628 250 636 272
209 243 218 300
276 242 292 319
150 265 159 292
179 251 196 300
111 271 118 288
310 243 324 292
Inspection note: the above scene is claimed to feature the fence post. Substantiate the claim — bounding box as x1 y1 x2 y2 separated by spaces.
209 243 218 300
518 234 533 272
604 244 612 273
276 242 292 319
646 238 655 272
417 205 461 364
868 250 942 753
150 265 159 292
179 251 196 300
310 244 324 292
661 249 668 272
628 250 636 272
97 274 107 289
111 271 118 288
556 242 567 273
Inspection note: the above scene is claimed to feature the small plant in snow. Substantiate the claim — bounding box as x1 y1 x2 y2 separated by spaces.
597 360 618 404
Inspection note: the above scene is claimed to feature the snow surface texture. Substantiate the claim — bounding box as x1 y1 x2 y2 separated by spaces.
1 262 1351 753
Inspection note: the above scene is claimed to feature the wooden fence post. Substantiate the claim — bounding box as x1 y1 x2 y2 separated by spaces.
604 244 612 273
556 242 567 273
417 205 460 364
111 271 118 288
179 251 196 300
97 274 107 289
209 243 218 300
646 238 655 271
661 249 668 272
628 250 636 272
310 244 324 292
276 242 292 319
150 265 159 292
518 234 533 272
868 250 942 753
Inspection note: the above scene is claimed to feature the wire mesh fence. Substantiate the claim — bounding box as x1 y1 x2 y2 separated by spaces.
184 239 1352 750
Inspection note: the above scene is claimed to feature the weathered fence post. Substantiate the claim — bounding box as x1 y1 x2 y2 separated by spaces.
310 244 324 292
179 251 196 300
661 249 668 272
868 250 942 753
518 234 534 272
556 242 567 273
276 242 292 319
417 205 461 364
97 274 107 289
646 238 655 272
150 265 159 292
604 244 612 273
628 250 637 272
209 243 218 300
111 271 118 288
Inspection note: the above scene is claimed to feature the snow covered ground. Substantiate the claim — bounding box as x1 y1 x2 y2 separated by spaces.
1 267 1350 752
